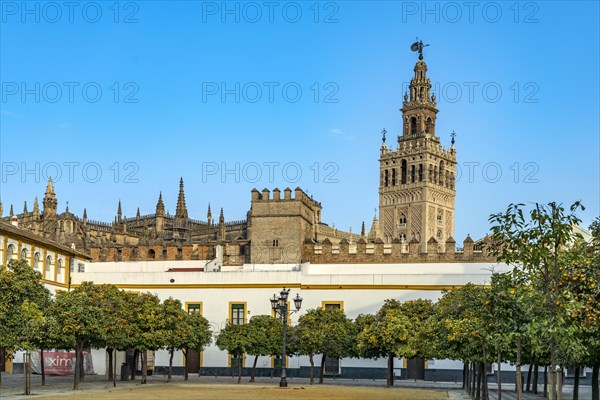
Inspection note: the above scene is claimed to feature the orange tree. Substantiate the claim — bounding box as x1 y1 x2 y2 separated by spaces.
489 202 586 400
0 259 51 387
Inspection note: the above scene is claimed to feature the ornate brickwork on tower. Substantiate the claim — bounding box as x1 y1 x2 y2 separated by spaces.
378 54 457 251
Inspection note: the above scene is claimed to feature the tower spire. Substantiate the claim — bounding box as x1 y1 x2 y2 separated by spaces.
175 177 188 220
207 203 213 225
156 192 165 217
33 197 39 216
117 200 122 223
43 177 58 220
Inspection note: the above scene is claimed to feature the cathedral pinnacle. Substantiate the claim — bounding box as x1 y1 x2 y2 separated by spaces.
117 200 122 223
156 192 165 217
175 177 188 220
23 201 28 214
45 177 55 197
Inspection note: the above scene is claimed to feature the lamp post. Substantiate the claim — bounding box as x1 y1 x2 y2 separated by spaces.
270 287 302 388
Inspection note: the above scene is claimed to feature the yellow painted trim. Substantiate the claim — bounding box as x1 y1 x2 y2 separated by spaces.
403 358 407 368
53 256 59 282
43 249 48 280
322 301 344 310
5 357 13 373
66 256 72 286
229 302 247 324
271 355 288 368
41 279 68 289
2 237 8 265
17 241 22 262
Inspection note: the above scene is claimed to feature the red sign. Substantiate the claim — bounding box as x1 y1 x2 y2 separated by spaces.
32 351 94 376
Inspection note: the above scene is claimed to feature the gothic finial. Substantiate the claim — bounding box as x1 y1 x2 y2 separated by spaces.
45 176 55 196
83 208 87 220
33 197 39 214
23 201 28 214
451 130 456 146
156 192 165 217
361 221 366 237
66 201 69 212
381 128 387 143
136 207 141 219
10 204 14 217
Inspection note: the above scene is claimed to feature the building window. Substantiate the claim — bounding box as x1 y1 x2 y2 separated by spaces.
34 252 40 270
187 303 202 315
272 239 279 247
148 249 156 259
437 210 443 224
401 160 407 184
410 117 417 134
70 258 75 273
6 244 15 261
322 301 343 310
57 259 63 271
20 248 28 261
230 303 246 325
399 213 407 225
45 256 52 272
77 263 85 273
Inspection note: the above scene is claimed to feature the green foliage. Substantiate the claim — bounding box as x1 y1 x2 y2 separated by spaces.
292 307 355 359
0 259 52 353
215 323 250 357
245 315 281 358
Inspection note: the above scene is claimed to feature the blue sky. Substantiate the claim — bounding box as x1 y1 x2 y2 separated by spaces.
1 0 599 241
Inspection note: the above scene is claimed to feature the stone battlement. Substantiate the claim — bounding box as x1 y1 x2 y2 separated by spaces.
251 187 321 209
301 235 494 264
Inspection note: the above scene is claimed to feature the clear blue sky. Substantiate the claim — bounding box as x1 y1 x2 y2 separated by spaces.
1 1 599 241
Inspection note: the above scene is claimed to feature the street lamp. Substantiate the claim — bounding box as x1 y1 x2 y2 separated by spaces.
270 287 302 388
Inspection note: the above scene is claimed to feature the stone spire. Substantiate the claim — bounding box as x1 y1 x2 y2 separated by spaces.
207 203 213 225
218 208 225 240
361 221 366 237
117 200 122 223
83 208 88 224
33 197 39 216
23 201 28 214
43 177 58 220
136 207 141 220
0 200 3 217
9 204 14 218
368 214 380 241
175 177 188 220
156 192 165 217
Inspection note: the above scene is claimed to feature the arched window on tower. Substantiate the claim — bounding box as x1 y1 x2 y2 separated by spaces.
411 165 416 183
410 117 417 135
437 210 443 224
391 169 396 186
418 164 424 182
439 161 445 187
434 166 438 184
148 249 156 260
384 170 389 187
401 160 407 184
399 213 407 227
425 117 432 133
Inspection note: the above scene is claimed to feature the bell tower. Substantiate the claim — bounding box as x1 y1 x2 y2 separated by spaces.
378 42 456 251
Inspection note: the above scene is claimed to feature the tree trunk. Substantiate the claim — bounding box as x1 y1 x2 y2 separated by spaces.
516 336 522 400
309 353 315 385
481 343 488 400
592 365 599 400
526 364 533 392
73 341 82 390
476 362 482 400
107 349 113 381
131 350 138 380
463 362 468 390
471 362 477 397
497 348 502 400
387 352 394 386
549 339 557 400
141 350 148 384
557 368 563 400
183 349 189 381
237 355 242 384
41 349 46 386
544 365 548 398
573 366 580 400
319 354 326 384
533 364 539 394
79 348 85 381
168 348 174 382
113 350 117 388
250 355 258 382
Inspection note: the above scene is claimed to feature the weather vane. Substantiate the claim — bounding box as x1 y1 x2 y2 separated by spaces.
451 130 456 145
410 38 429 60
381 128 387 143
